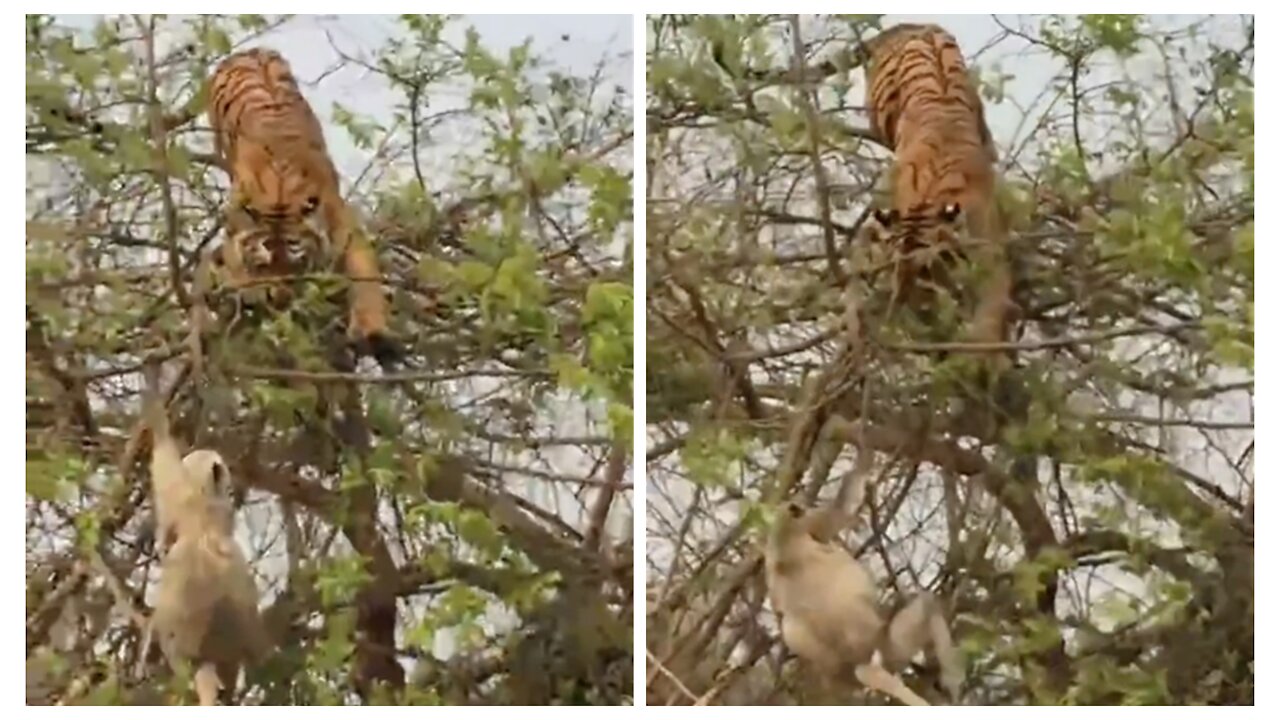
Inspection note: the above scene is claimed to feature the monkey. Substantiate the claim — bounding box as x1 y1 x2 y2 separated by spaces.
764 467 963 706
140 369 269 705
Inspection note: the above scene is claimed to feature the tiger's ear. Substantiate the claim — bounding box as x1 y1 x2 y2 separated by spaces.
871 208 899 227
938 203 963 222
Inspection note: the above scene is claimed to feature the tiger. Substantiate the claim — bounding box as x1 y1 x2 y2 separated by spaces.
207 47 398 367
859 23 1014 353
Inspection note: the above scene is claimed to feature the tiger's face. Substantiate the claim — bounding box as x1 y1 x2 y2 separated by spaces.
228 143 329 271
862 203 967 299
863 203 965 267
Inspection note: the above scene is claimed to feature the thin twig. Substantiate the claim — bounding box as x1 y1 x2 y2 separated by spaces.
229 365 551 384
584 442 627 552
1088 413 1252 431
646 649 701 704
883 321 1202 353
788 15 844 284
138 14 188 308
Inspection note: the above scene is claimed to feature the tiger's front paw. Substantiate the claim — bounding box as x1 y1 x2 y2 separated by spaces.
349 330 404 370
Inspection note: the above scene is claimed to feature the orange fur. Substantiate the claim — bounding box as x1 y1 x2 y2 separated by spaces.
862 24 1013 351
208 48 395 362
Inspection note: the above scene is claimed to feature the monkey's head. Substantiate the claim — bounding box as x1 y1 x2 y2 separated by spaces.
767 500 809 547
181 449 232 500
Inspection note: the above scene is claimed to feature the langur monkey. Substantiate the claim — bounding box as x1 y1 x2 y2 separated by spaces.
141 370 269 705
764 465 963 706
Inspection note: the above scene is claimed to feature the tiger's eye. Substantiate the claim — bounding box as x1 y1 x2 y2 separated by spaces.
302 195 320 214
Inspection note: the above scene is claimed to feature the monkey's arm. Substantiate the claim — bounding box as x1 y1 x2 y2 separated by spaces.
145 402 182 472
141 365 171 443
808 456 874 542
800 507 854 543
143 369 185 550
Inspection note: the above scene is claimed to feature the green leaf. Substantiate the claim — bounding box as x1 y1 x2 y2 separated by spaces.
404 615 437 654
204 27 232 56
26 455 87 502
314 555 371 608
1081 14 1142 56
456 260 494 290
607 403 633 445
680 427 750 489
455 508 503 559
578 163 631 236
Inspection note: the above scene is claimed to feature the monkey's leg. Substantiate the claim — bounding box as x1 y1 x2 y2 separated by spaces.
928 607 963 702
883 592 964 702
194 663 222 706
216 661 242 706
134 617 155 681
854 662 929 706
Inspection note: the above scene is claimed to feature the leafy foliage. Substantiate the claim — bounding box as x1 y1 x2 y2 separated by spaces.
26 14 632 705
645 14 1252 706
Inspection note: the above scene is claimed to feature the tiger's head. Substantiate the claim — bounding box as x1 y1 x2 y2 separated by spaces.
863 202 966 266
227 141 329 271
861 202 968 301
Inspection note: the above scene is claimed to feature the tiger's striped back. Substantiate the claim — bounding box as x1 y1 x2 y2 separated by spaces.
208 48 339 275
208 48 331 168
865 24 994 156
864 23 998 218
861 24 1013 349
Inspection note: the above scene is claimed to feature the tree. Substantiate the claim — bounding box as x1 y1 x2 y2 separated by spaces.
645 14 1251 705
26 14 633 705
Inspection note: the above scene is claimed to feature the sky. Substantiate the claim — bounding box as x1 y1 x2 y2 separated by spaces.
283 15 633 181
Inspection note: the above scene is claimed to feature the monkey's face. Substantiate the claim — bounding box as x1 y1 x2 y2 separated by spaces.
181 449 232 500
767 501 809 547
